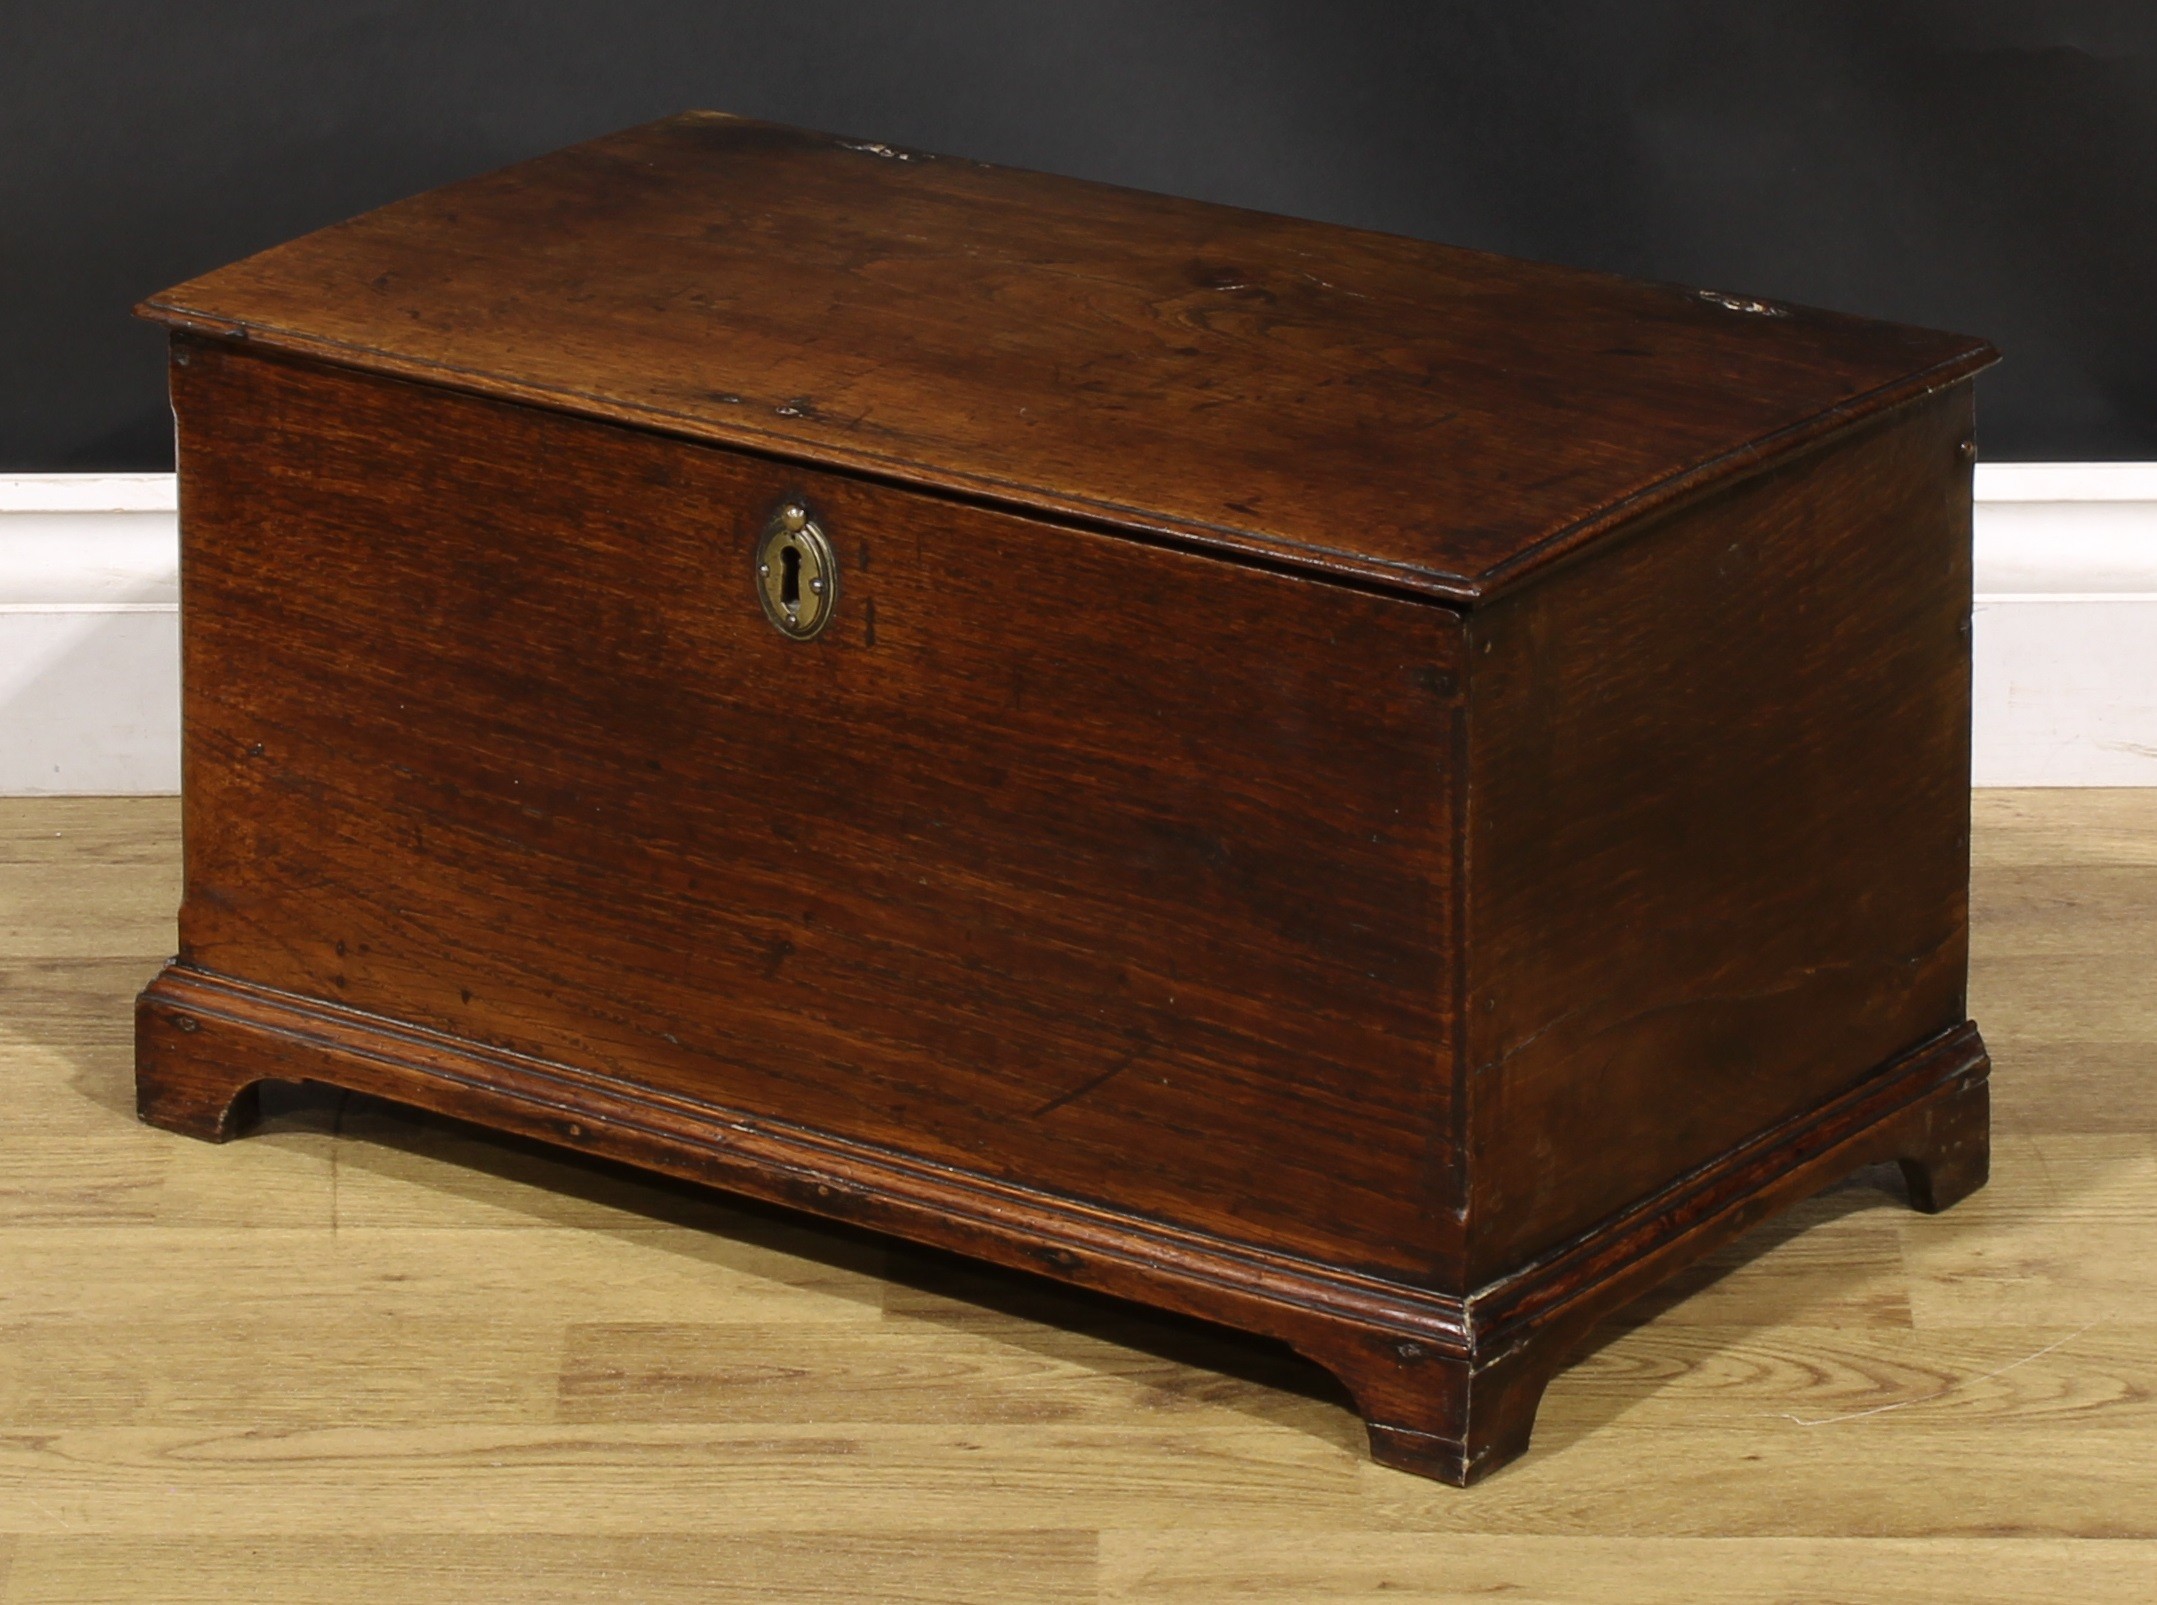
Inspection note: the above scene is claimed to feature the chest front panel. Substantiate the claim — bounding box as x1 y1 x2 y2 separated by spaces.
171 344 1467 1280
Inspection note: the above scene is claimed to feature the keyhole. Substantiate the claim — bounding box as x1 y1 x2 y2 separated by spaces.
756 504 836 639
780 543 802 611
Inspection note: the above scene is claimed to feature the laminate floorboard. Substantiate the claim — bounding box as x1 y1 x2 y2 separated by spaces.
1 793 2151 1602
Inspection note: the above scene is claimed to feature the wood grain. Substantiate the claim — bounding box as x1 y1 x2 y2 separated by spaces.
3 790 2154 1596
163 340 1463 1282
10 1535 1097 1605
1462 391 1978 1275
138 113 1995 603
139 309 2003 1483
131 112 2000 1486
1098 1535 2157 1604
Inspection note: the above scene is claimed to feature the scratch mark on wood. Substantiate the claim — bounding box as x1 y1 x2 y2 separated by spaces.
1775 1320 2102 1427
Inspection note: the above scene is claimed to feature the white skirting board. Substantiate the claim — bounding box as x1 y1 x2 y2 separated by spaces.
0 475 180 796
1969 463 2157 785
3 466 2155 793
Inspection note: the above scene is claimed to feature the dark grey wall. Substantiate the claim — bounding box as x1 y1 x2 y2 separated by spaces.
6 0 2153 468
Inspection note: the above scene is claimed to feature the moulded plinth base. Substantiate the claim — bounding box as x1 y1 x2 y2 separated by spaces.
136 962 1989 1486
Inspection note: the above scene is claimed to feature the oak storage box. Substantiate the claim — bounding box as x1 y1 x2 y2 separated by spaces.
134 112 1997 1485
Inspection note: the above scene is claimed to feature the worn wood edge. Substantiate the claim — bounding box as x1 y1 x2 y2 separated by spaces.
144 331 1464 608
134 961 1478 1355
131 324 1996 611
1472 356 1997 601
1428 1035 1989 1483
1348 1028 1987 1484
1470 1021 1990 1347
137 966 1984 1430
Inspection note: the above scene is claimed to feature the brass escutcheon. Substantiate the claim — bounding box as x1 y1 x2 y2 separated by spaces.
755 501 838 640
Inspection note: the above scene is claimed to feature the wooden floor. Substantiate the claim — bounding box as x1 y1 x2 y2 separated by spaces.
1 793 2152 1602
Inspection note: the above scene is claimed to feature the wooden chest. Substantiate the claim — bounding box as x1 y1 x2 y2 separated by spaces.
134 113 1996 1484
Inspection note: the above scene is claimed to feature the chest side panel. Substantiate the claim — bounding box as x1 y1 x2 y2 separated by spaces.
170 342 1466 1282
1461 390 1976 1282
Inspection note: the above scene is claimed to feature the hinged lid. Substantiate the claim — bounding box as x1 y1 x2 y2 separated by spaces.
140 112 1995 604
